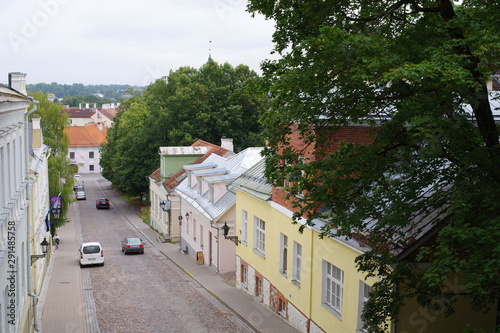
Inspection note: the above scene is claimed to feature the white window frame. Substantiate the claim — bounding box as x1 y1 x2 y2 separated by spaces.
279 233 288 276
253 217 266 255
357 281 372 332
256 276 262 299
323 260 344 318
279 298 287 318
292 241 302 285
242 210 248 244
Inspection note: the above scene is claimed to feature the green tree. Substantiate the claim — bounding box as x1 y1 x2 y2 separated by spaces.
29 91 76 233
101 60 267 196
248 1 500 332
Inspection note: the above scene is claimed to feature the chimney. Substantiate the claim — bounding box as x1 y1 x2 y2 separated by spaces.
94 103 97 108
86 103 89 109
79 103 82 109
221 137 233 151
97 122 103 131
31 114 42 149
8 72 27 95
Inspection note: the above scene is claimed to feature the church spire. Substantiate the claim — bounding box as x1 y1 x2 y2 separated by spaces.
208 38 212 61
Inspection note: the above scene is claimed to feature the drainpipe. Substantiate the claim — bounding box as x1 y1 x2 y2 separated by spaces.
308 224 314 330
210 221 220 273
25 100 42 331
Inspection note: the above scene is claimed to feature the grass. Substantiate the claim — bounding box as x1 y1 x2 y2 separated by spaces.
115 189 150 225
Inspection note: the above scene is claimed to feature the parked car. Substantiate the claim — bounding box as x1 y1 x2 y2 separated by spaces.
75 191 86 200
78 242 104 266
74 185 84 192
96 198 110 209
121 237 144 254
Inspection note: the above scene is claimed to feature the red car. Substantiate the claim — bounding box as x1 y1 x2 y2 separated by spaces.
96 198 110 209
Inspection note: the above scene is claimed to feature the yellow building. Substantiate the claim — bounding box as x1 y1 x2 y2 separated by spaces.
232 158 378 332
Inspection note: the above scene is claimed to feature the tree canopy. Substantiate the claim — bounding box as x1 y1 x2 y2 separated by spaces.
29 91 75 234
101 60 267 196
248 0 500 332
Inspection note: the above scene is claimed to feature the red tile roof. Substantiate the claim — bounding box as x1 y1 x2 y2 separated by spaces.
64 124 107 147
62 108 95 118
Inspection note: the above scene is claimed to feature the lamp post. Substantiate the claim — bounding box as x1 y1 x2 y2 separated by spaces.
221 222 239 246
159 200 169 211
31 237 50 265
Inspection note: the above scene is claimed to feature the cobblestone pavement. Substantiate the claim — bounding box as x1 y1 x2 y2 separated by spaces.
77 174 253 333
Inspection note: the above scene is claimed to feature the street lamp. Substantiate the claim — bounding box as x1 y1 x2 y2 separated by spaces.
160 200 169 212
221 222 239 246
185 212 190 221
31 237 50 265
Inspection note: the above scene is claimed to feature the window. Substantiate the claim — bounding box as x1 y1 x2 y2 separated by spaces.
293 242 302 284
357 282 372 332
279 299 287 318
242 210 248 243
241 265 247 287
256 276 262 299
89 165 94 171
69 152 75 159
323 260 344 315
280 233 288 275
89 151 94 158
254 217 266 254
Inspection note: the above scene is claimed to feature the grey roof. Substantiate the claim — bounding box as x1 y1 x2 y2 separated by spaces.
192 168 228 177
159 146 212 156
231 158 272 201
0 84 32 102
204 174 239 183
175 147 264 222
184 162 217 171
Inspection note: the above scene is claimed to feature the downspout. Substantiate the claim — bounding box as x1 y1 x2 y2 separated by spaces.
210 221 220 274
25 100 41 331
308 224 314 331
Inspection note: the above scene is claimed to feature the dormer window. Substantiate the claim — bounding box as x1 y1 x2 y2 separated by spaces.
208 184 214 203
197 176 203 195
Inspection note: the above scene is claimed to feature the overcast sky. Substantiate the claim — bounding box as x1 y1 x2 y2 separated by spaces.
0 0 277 86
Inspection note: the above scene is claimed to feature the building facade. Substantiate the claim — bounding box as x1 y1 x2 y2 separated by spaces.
174 147 264 274
0 73 51 333
65 123 107 173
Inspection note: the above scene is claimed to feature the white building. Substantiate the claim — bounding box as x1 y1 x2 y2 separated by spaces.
174 146 264 274
65 123 107 173
0 73 49 333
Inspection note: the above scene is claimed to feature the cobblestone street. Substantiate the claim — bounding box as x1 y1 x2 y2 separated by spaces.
78 174 253 333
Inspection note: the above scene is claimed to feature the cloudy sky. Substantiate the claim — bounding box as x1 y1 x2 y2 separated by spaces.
0 0 277 86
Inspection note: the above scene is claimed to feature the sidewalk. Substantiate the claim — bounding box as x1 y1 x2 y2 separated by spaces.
104 185 299 333
40 205 86 333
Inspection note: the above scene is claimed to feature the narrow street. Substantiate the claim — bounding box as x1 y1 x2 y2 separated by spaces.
74 174 252 332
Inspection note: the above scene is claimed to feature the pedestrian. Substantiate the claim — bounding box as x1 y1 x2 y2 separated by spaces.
54 234 60 250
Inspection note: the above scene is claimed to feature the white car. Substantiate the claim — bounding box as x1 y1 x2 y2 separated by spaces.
75 191 86 200
78 242 104 267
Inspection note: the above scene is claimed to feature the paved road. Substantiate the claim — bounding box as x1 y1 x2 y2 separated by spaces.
77 174 250 332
